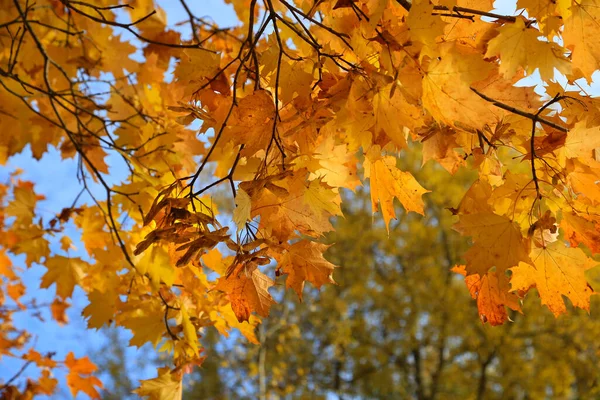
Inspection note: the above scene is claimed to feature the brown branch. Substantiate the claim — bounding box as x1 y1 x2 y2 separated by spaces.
470 87 568 132
60 0 208 50
395 0 522 23
1 360 34 391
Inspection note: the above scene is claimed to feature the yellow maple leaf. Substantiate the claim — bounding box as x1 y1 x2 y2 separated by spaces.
136 246 176 290
373 85 422 148
561 211 600 254
233 189 252 231
180 304 199 357
407 0 446 58
201 248 231 276
485 18 570 80
563 121 600 160
567 159 600 205
5 180 44 224
454 212 531 276
224 90 275 158
120 303 167 348
12 226 51 267
563 0 600 81
82 289 117 329
40 256 87 299
134 368 183 400
76 207 109 255
303 179 343 218
510 241 598 316
278 240 337 300
215 264 276 323
175 49 220 84
364 151 428 231
250 171 336 240
422 45 495 131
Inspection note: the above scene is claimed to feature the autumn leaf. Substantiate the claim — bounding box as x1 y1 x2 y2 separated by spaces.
120 303 167 348
233 189 252 231
180 304 200 357
82 289 118 329
563 1 600 80
485 17 570 80
453 265 521 326
407 0 446 58
454 212 531 277
64 352 103 399
224 90 275 157
5 180 44 224
215 264 276 323
136 246 176 290
562 122 600 160
561 211 600 254
364 150 428 231
277 240 337 300
40 256 88 299
510 241 598 316
134 368 183 400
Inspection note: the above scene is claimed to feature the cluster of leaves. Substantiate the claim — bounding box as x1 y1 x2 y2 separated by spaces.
1 0 600 397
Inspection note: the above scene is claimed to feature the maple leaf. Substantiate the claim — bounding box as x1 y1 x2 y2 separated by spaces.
180 304 199 357
0 250 16 280
453 265 521 326
562 121 600 160
454 212 531 277
10 226 51 267
64 352 103 399
364 150 428 231
37 370 58 395
40 256 88 299
120 303 167 348
215 263 276 323
303 178 343 218
224 90 275 158
82 289 118 329
567 160 600 205
563 0 600 80
5 180 44 224
76 207 109 255
248 171 337 240
233 189 252 231
174 49 220 84
422 44 495 131
510 241 598 316
50 298 70 325
485 18 570 80
136 246 176 290
561 211 600 254
373 84 422 147
407 0 447 58
134 368 183 400
277 240 337 300
23 349 57 369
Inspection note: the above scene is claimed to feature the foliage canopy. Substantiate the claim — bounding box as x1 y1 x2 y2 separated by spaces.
2 0 600 397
